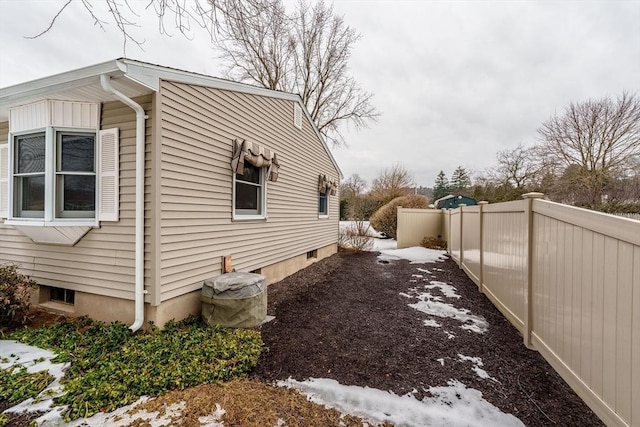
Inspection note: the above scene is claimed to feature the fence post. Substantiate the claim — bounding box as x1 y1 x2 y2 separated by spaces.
522 192 544 349
478 201 489 294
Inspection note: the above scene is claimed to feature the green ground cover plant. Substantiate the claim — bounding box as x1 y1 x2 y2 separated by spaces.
7 316 262 421
0 365 54 403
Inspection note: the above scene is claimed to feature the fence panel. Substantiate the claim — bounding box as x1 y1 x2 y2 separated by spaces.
460 206 481 285
396 208 443 249
480 201 527 331
530 200 640 427
449 209 461 264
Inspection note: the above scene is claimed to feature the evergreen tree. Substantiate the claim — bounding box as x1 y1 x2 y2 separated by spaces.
450 166 471 193
433 171 450 200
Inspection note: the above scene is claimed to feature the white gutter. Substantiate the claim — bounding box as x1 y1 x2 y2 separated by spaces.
100 74 147 332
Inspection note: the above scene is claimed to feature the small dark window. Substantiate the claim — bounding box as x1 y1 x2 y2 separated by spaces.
50 287 75 304
307 250 318 259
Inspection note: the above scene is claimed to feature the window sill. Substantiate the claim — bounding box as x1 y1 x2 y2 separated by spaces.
39 301 75 314
5 219 98 227
318 214 329 219
232 214 267 222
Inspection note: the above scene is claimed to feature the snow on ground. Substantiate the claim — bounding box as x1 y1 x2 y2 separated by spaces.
0 340 68 416
1 237 516 427
378 247 447 264
279 377 523 427
401 281 489 334
458 355 499 382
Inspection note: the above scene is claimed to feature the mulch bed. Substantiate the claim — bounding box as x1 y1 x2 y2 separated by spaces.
252 248 603 426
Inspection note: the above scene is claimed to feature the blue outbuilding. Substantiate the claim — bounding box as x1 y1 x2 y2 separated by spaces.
434 194 478 209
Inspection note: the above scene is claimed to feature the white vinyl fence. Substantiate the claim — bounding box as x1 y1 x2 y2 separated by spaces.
397 195 640 427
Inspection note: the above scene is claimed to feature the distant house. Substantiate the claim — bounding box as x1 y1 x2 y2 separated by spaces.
0 59 341 329
433 194 477 209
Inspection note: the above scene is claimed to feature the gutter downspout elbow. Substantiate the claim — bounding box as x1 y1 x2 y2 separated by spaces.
100 74 147 332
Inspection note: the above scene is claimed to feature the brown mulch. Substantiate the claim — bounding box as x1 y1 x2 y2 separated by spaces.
251 248 603 426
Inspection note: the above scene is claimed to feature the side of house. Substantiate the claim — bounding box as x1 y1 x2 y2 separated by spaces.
0 59 341 328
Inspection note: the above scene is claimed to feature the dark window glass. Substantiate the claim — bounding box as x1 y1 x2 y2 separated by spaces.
236 182 260 210
60 134 95 172
18 175 45 212
61 175 96 211
236 164 261 184
17 134 45 173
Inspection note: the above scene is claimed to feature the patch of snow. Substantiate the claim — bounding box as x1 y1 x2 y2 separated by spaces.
199 403 226 427
411 274 424 278
278 377 523 427
444 330 456 339
417 267 431 274
339 221 382 238
458 355 498 382
425 281 460 299
378 247 447 264
437 358 445 366
423 319 442 327
1 340 68 416
408 299 488 334
372 238 397 252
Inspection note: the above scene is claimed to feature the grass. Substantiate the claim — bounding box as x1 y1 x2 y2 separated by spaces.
5 316 262 421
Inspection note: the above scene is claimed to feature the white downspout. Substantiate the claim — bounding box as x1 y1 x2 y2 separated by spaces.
100 74 147 332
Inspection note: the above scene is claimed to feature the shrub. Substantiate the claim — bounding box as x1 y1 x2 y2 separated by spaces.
420 236 447 250
339 220 374 252
370 195 430 239
0 264 37 328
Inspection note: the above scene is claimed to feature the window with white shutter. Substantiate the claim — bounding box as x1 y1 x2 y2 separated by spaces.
0 143 8 219
97 128 119 222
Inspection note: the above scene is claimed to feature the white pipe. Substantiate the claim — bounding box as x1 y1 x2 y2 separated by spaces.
100 74 147 332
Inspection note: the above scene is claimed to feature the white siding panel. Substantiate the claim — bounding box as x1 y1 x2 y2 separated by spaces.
9 100 48 132
158 81 339 300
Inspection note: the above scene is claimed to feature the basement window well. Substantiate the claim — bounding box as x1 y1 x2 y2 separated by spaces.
50 287 75 305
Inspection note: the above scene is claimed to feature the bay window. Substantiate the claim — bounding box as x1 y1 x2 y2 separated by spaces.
12 128 96 221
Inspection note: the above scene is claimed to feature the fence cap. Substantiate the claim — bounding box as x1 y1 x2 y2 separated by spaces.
478 201 489 205
522 192 544 199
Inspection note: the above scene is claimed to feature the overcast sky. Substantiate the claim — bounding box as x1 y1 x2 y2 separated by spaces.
1 0 639 189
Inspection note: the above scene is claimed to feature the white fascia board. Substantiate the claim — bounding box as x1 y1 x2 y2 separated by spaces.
0 60 121 103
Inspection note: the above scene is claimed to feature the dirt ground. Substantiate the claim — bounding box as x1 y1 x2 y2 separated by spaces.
3 249 604 426
251 249 603 426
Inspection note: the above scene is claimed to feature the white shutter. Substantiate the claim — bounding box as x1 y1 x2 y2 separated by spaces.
97 128 119 222
0 143 8 219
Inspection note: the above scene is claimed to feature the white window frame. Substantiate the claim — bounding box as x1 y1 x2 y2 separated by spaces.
232 163 267 220
7 127 98 227
318 190 329 218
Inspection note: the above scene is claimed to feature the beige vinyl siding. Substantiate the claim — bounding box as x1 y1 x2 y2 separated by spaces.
158 81 339 300
0 95 155 302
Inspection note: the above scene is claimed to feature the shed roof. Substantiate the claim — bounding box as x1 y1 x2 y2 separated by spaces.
0 58 342 177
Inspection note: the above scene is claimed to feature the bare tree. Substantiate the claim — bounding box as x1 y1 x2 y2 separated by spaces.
369 164 414 205
217 0 379 146
340 173 367 199
537 91 640 206
31 0 379 147
492 144 540 188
